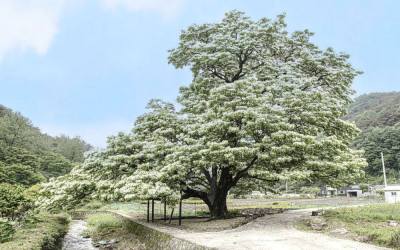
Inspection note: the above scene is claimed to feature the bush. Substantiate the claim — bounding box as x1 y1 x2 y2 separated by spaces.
300 187 320 198
0 219 15 243
0 183 31 220
0 214 69 250
84 213 122 236
77 200 107 210
359 183 369 193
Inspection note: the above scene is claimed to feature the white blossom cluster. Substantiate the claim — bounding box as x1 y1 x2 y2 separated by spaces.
39 11 367 213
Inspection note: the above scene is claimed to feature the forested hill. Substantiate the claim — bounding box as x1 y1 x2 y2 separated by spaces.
343 92 400 182
343 92 400 130
0 105 92 187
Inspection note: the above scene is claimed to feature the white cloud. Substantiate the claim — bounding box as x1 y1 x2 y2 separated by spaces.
0 0 73 62
39 121 134 148
0 0 183 63
100 0 184 20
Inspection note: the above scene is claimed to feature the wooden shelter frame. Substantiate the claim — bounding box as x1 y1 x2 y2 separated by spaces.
146 196 183 225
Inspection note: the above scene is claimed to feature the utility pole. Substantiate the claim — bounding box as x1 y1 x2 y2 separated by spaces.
286 181 288 194
382 152 387 187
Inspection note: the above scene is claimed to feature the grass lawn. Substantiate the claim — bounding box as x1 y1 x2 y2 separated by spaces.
296 203 400 249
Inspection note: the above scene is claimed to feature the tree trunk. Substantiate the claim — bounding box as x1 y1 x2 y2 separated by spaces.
204 188 231 219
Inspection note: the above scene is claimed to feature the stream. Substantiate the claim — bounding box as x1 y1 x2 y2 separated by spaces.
62 220 96 250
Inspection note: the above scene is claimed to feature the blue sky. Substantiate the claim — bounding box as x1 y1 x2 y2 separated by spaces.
1 0 399 147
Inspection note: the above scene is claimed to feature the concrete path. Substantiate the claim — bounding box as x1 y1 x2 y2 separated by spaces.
151 209 389 250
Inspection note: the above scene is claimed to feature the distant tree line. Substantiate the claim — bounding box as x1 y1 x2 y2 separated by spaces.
0 105 92 187
343 92 400 183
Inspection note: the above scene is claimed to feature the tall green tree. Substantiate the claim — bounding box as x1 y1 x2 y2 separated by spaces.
0 162 45 187
0 112 36 149
54 135 92 163
353 122 400 176
36 151 74 180
40 11 366 217
164 11 366 217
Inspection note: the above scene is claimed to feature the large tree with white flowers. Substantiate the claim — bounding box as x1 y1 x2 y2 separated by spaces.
40 11 366 218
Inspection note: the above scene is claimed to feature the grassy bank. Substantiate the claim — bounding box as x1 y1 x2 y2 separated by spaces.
298 203 400 249
84 213 145 249
0 214 69 250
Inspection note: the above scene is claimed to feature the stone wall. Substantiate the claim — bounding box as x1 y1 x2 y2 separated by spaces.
68 210 108 220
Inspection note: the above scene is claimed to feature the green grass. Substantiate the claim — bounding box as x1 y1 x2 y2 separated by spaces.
324 203 400 222
0 214 69 250
322 203 400 249
83 213 145 249
83 213 122 236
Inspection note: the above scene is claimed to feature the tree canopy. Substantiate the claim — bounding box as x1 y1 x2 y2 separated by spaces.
342 92 400 182
0 106 91 188
40 11 366 217
343 92 400 130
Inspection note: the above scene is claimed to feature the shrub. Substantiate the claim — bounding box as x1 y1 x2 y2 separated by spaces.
77 200 107 210
0 219 15 243
0 183 31 220
0 213 70 250
300 187 320 198
84 213 122 236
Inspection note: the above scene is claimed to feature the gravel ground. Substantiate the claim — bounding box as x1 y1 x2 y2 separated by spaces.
151 209 390 250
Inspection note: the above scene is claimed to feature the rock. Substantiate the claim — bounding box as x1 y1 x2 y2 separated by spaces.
330 228 348 235
387 220 398 226
357 236 369 242
308 217 327 231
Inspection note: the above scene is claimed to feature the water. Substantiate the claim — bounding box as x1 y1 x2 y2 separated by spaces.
62 220 96 250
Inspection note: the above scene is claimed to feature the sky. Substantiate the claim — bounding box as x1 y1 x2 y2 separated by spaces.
1 0 399 147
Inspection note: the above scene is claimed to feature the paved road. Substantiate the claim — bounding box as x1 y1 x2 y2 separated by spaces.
162 209 389 250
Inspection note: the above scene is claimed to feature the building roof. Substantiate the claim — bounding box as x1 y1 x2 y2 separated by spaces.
383 185 400 191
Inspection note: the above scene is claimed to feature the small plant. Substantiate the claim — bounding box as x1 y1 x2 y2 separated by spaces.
0 218 15 243
22 214 43 228
83 213 122 237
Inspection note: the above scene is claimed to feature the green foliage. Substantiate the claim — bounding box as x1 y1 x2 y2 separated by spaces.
352 122 400 177
53 135 92 163
76 200 107 210
324 203 400 223
359 183 369 192
0 162 45 187
0 105 91 188
342 92 400 180
344 92 400 130
21 214 43 228
0 219 15 243
0 147 39 170
36 151 74 180
0 213 69 250
0 183 31 220
40 11 366 218
300 187 320 197
84 213 122 236
324 203 400 248
0 112 38 149
23 184 43 202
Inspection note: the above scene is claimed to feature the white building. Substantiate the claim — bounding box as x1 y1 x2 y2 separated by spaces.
383 185 400 203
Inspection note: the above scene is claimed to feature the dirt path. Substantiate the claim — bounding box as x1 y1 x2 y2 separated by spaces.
153 209 389 250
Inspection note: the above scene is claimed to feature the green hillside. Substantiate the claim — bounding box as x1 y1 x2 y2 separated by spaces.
343 92 400 130
343 92 400 181
0 105 92 187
